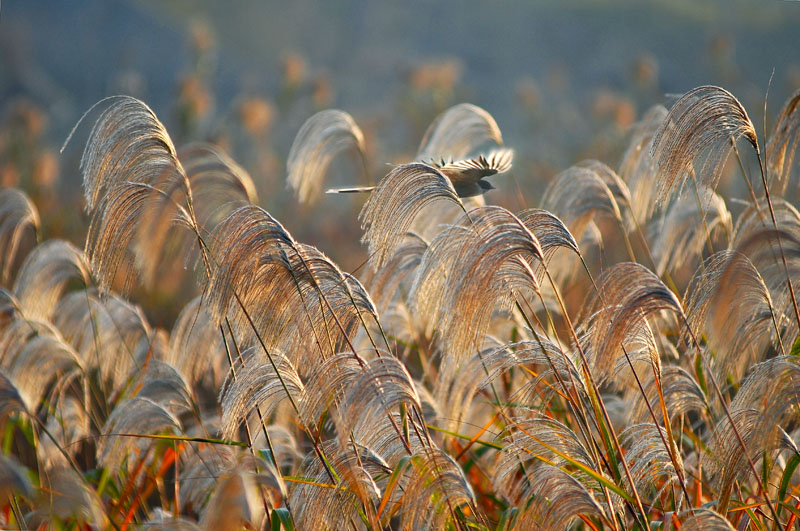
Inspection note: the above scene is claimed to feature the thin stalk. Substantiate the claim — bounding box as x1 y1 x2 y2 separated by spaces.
8 495 25 531
199 221 417 512
219 325 280 517
516 295 616 479
539 265 649 526
616 214 638 265
32 414 121 530
732 140 762 212
754 153 800 330
689 167 716 257
579 251 693 512
454 204 629 524
513 299 622 530
289 261 415 455
681 314 779 521
523 274 644 527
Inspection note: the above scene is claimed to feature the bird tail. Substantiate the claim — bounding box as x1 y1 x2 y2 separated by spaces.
325 186 376 194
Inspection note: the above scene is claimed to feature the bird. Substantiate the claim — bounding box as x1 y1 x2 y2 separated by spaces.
326 148 513 198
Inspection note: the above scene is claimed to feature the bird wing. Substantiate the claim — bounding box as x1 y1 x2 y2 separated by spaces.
325 186 376 194
435 148 514 183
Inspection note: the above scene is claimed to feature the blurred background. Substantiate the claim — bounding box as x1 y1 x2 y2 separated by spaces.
2 0 799 323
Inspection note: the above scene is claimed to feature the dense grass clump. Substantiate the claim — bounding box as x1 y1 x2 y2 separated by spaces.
1 85 800 530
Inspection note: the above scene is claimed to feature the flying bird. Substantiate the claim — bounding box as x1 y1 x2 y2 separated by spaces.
326 148 514 198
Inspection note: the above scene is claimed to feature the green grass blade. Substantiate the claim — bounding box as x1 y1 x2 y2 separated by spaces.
426 424 503 450
778 453 800 518
271 507 295 531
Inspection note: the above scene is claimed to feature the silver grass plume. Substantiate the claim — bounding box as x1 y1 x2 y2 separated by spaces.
29 466 108 528
76 96 180 210
0 187 39 285
0 314 60 367
517 209 580 257
495 416 598 501
398 448 476 530
406 223 473 340
730 199 800 342
577 159 634 225
49 290 94 343
284 243 379 356
88 180 192 293
70 96 194 290
410 206 543 359
356 411 429 465
0 371 26 420
287 109 366 204
541 164 627 242
766 89 800 195
204 207 300 347
0 453 33 501
207 205 378 366
38 396 90 467
163 142 260 281
649 186 731 275
437 338 572 432
650 85 759 205
199 466 266 530
417 103 504 161
413 379 440 422
732 197 800 248
165 295 226 388
508 347 589 417
379 297 417 348
288 440 381 531
335 355 422 448
495 416 608 529
178 444 239 515
360 162 463 271
620 422 684 505
581 262 682 380
539 164 628 285
516 208 581 280
179 142 258 220
678 509 736 530
218 347 304 440
133 359 194 415
682 251 779 380
97 396 182 471
601 320 661 391
627 366 708 425
0 287 17 327
732 226 800 351
11 239 90 321
299 352 362 430
142 511 202 530
186 446 289 512
705 356 800 500
54 291 150 390
328 443 387 529
619 105 668 224
204 204 294 328
407 193 486 245
513 208 584 307
365 231 428 312
511 466 609 530
6 331 82 412
251 425 302 470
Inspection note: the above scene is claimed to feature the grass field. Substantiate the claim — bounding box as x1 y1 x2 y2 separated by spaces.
2 3 800 530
